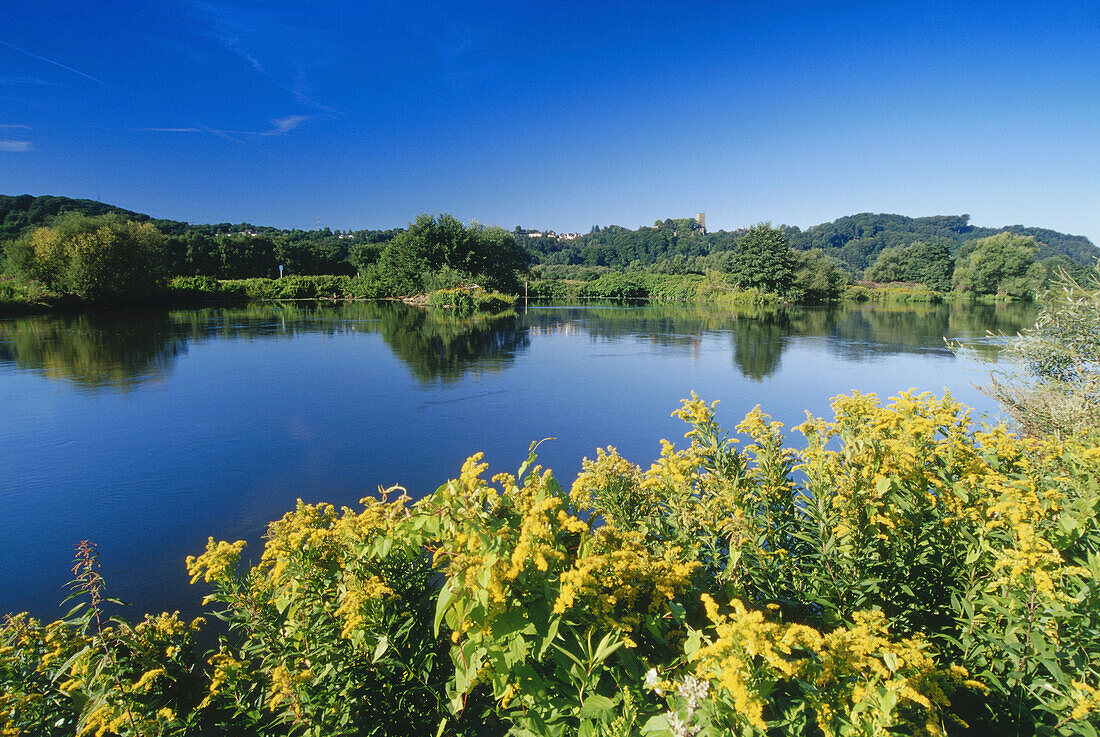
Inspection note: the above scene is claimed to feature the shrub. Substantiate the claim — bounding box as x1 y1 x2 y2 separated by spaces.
977 268 1100 437
845 283 942 303
5 213 167 302
5 394 1099 736
427 287 515 315
187 393 1099 736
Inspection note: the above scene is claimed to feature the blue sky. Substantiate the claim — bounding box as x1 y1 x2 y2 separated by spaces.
1 1 1097 240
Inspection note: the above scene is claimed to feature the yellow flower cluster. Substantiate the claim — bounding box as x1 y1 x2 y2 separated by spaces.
570 446 651 522
693 594 820 729
268 663 313 717
197 649 251 710
554 528 698 638
429 456 592 635
333 575 395 639
797 391 984 541
693 596 956 736
970 440 1091 606
670 392 721 434
185 537 247 584
1070 680 1100 721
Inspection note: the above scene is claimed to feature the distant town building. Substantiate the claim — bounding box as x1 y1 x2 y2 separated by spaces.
695 213 706 234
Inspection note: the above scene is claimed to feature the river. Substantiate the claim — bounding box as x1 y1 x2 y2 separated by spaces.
0 300 1035 619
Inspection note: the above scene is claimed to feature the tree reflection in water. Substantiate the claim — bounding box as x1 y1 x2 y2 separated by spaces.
0 301 1037 389
0 311 188 390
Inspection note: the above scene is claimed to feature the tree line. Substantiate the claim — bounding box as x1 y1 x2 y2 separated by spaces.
532 223 1087 302
1 194 1096 304
1 206 529 303
520 212 1096 273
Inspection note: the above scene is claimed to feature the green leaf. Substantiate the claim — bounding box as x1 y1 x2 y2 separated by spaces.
372 635 389 663
550 640 585 669
579 694 615 720
593 630 624 664
641 714 671 735
434 582 455 637
538 614 563 658
49 645 92 685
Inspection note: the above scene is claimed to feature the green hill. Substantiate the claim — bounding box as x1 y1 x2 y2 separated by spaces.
2 195 1096 276
520 213 1097 271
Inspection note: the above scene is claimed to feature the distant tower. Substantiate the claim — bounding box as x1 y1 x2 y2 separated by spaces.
695 212 706 234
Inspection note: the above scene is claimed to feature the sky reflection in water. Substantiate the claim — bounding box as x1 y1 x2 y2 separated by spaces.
0 300 1035 619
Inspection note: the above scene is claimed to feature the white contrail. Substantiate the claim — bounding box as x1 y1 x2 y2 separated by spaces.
0 40 108 87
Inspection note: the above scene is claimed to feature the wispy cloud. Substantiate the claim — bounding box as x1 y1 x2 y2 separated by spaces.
0 40 107 87
197 124 279 158
0 93 47 109
0 75 56 86
135 116 310 159
140 127 204 133
263 115 309 135
0 140 33 152
0 124 30 130
137 115 310 137
191 1 336 112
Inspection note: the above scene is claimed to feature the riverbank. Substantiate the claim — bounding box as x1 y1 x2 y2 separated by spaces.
0 272 1029 318
0 276 519 316
529 272 1028 305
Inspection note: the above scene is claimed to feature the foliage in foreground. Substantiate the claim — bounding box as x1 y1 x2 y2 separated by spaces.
971 268 1100 438
4 390 1099 736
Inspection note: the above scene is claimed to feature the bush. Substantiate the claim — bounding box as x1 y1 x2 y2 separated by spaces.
529 272 788 305
845 283 942 303
0 273 55 310
427 287 516 315
970 267 1100 437
167 276 362 303
4 213 167 302
5 394 1099 736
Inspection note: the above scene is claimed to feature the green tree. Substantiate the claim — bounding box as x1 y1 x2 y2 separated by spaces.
952 232 1039 296
728 223 795 295
906 241 954 292
791 249 848 303
375 215 529 296
215 233 275 279
5 213 167 301
864 241 954 292
863 245 910 283
465 225 530 292
348 240 384 275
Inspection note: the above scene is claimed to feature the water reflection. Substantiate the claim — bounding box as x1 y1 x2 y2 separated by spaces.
732 311 789 380
377 307 527 383
0 299 1041 621
0 301 1037 388
520 302 1035 380
0 312 188 389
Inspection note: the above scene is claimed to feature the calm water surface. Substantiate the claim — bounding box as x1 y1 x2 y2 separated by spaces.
0 301 1035 619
